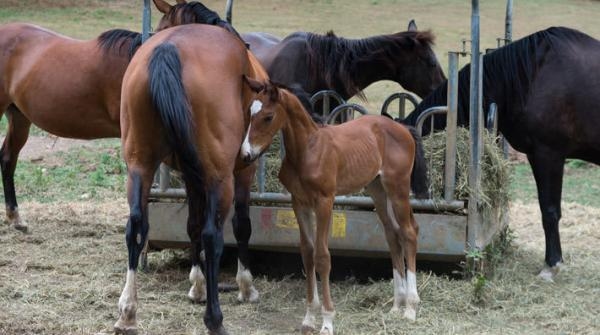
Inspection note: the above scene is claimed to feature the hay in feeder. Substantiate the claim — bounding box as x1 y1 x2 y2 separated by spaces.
421 127 511 212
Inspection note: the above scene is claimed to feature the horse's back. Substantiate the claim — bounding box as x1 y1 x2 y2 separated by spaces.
256 32 311 86
242 32 281 66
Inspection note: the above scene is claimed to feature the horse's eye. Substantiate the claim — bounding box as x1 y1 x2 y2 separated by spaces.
264 115 273 123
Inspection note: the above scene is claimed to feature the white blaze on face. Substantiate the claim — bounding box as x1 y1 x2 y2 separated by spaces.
241 99 265 159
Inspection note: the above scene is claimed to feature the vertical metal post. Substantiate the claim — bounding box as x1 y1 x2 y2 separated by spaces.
142 0 152 43
505 0 513 43
225 0 234 24
258 156 266 193
444 52 459 202
468 0 484 250
398 97 406 120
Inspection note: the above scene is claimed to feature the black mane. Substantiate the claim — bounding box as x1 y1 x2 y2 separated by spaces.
171 1 244 43
403 26 593 133
305 30 435 99
97 29 143 60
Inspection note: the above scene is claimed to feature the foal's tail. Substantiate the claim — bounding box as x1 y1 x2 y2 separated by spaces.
407 126 430 199
147 42 208 204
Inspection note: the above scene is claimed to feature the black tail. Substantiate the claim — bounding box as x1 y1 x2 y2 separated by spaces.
148 42 206 203
407 126 429 199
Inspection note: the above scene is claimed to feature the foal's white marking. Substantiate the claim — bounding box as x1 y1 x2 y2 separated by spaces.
320 307 336 335
404 270 420 321
236 260 259 302
250 99 263 116
302 274 320 330
391 268 407 312
188 265 206 302
386 198 401 230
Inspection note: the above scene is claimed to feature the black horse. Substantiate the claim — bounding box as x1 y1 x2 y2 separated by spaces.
402 26 600 281
248 20 446 101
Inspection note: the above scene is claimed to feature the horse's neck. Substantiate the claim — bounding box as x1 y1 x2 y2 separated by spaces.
343 36 397 94
280 96 319 164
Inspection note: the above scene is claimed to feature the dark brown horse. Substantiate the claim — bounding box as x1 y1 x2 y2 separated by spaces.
152 1 445 108
0 23 143 232
240 77 428 334
401 26 600 281
116 24 263 335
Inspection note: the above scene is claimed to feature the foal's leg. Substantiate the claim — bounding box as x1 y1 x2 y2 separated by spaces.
313 196 335 335
527 148 565 282
0 105 32 232
381 176 420 320
232 164 259 303
365 179 407 313
115 168 154 335
292 198 320 334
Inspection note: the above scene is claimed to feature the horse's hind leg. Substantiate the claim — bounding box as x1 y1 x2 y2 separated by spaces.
232 163 259 303
372 175 420 320
366 178 408 313
114 167 154 335
0 104 32 232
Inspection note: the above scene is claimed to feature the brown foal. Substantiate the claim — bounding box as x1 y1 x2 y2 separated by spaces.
240 77 426 334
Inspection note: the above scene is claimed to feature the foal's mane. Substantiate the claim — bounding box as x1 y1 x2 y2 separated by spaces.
304 30 435 99
404 26 591 130
97 29 143 60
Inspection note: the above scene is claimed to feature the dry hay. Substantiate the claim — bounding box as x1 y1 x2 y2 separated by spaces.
1 200 599 334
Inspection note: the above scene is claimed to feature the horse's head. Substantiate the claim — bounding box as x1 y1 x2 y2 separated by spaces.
153 0 187 31
240 76 287 163
390 20 446 98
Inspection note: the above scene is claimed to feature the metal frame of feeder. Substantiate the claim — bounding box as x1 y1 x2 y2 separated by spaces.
145 0 513 260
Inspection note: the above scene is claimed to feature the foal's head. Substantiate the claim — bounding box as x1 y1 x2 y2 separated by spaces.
240 76 289 163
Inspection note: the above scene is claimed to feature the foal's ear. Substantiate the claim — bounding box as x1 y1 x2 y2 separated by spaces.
407 19 418 32
242 75 265 93
153 0 173 14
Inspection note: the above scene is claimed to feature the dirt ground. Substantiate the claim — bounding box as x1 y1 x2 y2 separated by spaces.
0 199 598 335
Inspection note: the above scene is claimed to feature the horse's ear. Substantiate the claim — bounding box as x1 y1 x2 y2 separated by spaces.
266 80 281 102
153 0 172 14
243 75 265 93
407 19 418 32
175 0 186 4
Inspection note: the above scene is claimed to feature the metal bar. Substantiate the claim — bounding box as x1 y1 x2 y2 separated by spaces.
225 0 234 24
414 106 448 137
142 0 151 43
380 93 419 119
505 0 513 43
326 103 369 124
159 164 171 191
257 155 266 193
150 189 466 211
444 52 459 202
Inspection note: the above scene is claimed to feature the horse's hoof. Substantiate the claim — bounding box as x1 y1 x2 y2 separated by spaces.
13 221 28 233
237 286 259 303
538 263 561 282
319 327 333 335
114 320 138 335
208 325 229 335
389 305 402 314
301 324 315 335
403 307 417 321
188 284 207 304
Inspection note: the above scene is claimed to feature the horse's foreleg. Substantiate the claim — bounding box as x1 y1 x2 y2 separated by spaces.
0 105 31 232
527 149 565 282
232 164 259 303
292 199 320 335
201 178 232 335
115 170 152 335
313 196 335 335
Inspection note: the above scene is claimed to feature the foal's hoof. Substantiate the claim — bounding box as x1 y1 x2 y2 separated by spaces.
538 263 562 282
237 286 259 303
188 285 207 304
319 326 333 335
403 307 417 321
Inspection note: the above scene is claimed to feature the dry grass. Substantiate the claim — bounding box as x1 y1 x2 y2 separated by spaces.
1 200 599 334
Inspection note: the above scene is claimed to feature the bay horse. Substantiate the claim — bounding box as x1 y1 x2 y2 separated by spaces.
0 23 143 232
116 24 262 335
401 26 600 281
240 77 429 334
153 0 268 304
152 1 445 109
